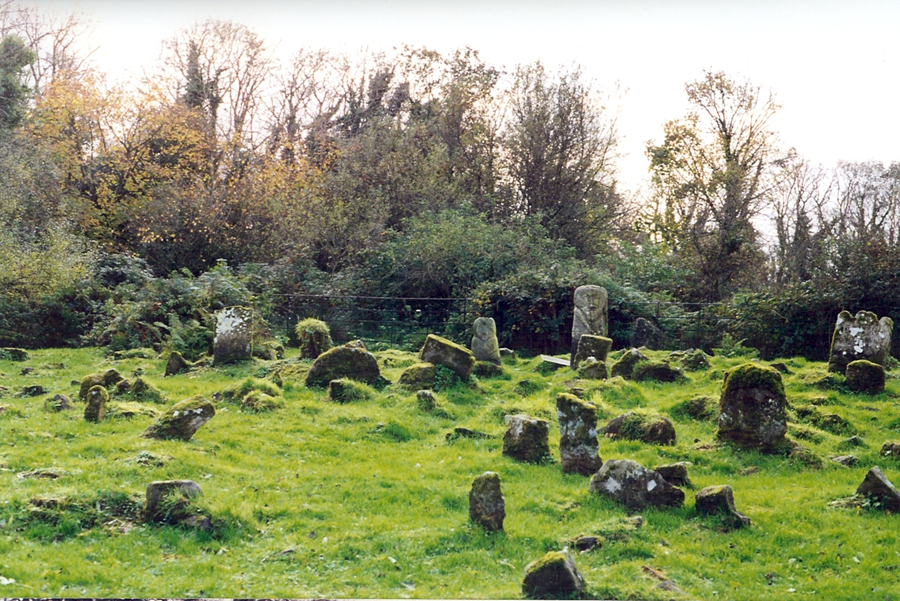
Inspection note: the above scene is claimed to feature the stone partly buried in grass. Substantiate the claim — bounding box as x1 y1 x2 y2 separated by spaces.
305 342 382 388
142 396 215 441
522 550 585 599
694 485 751 527
577 356 608 380
469 471 505 531
45 394 74 412
610 347 647 379
78 369 124 401
602 411 676 445
398 362 436 390
83 386 109 422
419 334 476 379
502 414 550 463
572 334 612 370
856 466 900 511
588 459 685 511
144 480 210 531
717 363 788 451
556 393 602 476
240 391 281 412
327 378 373 403
632 360 685 383
118 377 167 403
845 360 886 394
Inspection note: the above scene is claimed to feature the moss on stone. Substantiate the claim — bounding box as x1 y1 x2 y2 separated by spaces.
398 362 436 390
83 385 109 423
164 351 191 377
142 396 215 441
522 550 584 598
419 334 476 379
305 345 382 388
723 363 784 398
327 378 374 403
632 361 685 383
295 318 332 359
845 359 886 394
240 391 282 412
610 348 648 380
473 361 504 378
220 377 281 404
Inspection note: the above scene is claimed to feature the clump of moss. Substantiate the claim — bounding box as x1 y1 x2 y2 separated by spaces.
240 391 283 412
295 318 332 359
794 404 855 435
723 363 785 398
327 378 374 403
220 377 281 404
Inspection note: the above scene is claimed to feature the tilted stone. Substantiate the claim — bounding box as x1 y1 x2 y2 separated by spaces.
578 357 608 380
589 459 684 510
142 396 215 441
845 360 886 394
469 471 505 531
857 466 900 511
572 334 612 370
694 485 750 527
522 550 585 599
419 334 475 379
717 363 787 451
502 414 550 463
556 393 602 476
471 317 501 365
305 343 381 388
571 285 608 362
828 310 893 374
213 306 253 365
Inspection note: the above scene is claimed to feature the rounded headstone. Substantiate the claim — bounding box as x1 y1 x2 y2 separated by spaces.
471 317 501 365
571 285 608 361
717 363 787 451
828 310 893 374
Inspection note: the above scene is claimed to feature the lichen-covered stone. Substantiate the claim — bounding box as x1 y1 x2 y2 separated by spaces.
142 396 215 441
399 362 436 390
295 318 332 359
845 360 886 394
577 357 608 380
79 369 123 401
610 348 647 379
306 344 381 388
327 378 373 403
856 466 900 511
473 361 504 378
572 334 612 370
471 317 501 365
556 393 601 476
632 361 685 383
571 285 608 362
589 459 685 510
45 394 73 412
717 363 787 451
654 462 692 488
694 485 750 527
828 310 893 374
469 471 505 531
502 414 550 463
603 411 676 445
522 550 584 599
20 385 44 397
213 306 253 365
83 386 109 422
164 351 191 377
630 317 666 350
0 348 28 361
419 334 475 379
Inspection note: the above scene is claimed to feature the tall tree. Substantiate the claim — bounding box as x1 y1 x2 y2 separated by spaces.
0 33 34 128
647 70 780 301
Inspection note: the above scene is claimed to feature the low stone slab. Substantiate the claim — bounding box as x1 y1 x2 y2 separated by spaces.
305 343 381 388
654 462 691 488
632 361 685 383
588 459 684 511
578 357 608 380
145 480 203 519
857 466 900 511
419 335 475 379
695 485 750 527
556 393 601 476
828 310 893 374
45 394 74 412
603 412 676 445
0 348 28 361
845 360 886 394
503 414 550 463
398 362 436 390
142 396 215 441
522 550 584 599
469 471 505 531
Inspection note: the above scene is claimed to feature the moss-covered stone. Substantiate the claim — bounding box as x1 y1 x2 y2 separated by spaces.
632 361 685 383
654 462 692 488
45 394 74 412
471 317 501 365
142 396 215 441
83 386 109 423
240 391 282 412
220 377 280 404
522 550 584 599
0 348 28 361
295 318 332 359
556 393 601 476
502 414 550 463
306 344 381 388
79 369 124 401
119 377 167 404
610 348 647 380
416 390 437 412
845 359 886 394
671 396 716 421
577 357 608 380
164 351 191 377
572 335 612 370
473 361 504 378
419 334 476 379
828 310 893 373
694 484 750 527
398 362 436 390
880 442 900 457
602 411 676 445
718 363 787 451
469 471 505 532
108 401 161 419
794 404 855 435
327 378 373 403
673 348 711 371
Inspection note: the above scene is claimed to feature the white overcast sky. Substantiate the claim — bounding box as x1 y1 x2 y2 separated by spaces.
21 0 900 195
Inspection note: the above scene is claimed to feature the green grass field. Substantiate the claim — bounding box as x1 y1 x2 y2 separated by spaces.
1 345 899 600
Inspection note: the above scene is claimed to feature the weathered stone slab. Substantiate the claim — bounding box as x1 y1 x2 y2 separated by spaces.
556 393 601 476
828 310 893 374
522 550 584 599
213 306 253 365
419 334 475 379
503 414 550 463
305 343 381 388
845 360 886 394
398 362 436 390
539 355 571 370
588 459 684 510
142 396 215 441
572 334 612 370
471 317 501 365
694 485 750 527
717 363 787 451
469 471 505 531
571 285 608 361
654 462 691 488
83 386 109 422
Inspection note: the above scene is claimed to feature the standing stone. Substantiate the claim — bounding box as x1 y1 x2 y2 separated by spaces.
213 306 253 365
556 393 602 476
471 317 501 365
522 550 584 599
694 485 751 527
571 285 608 362
856 466 900 511
419 334 476 379
142 396 215 441
469 472 505 531
588 459 685 510
83 386 109 422
827 310 893 374
717 363 788 451
502 414 550 463
845 360 886 394
630 317 666 350
572 334 612 370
